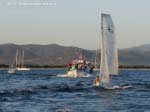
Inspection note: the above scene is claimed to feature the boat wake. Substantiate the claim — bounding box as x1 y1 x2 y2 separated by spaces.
56 74 92 78
56 74 67 77
94 84 132 90
111 85 132 89
103 85 132 90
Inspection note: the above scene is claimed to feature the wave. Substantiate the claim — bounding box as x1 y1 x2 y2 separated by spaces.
129 82 150 89
0 88 35 97
131 82 150 86
0 83 92 97
48 83 90 92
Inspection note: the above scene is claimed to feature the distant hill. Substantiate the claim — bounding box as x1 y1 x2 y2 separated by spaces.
0 43 149 66
119 44 150 66
0 44 95 66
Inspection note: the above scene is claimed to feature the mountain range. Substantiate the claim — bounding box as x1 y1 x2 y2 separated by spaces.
0 44 149 66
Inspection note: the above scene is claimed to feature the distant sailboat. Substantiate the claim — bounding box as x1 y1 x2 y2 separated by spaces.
8 58 16 74
8 49 30 74
17 50 31 71
8 49 18 74
93 13 119 88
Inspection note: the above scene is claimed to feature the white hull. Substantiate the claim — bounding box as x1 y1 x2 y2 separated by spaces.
8 68 16 74
66 70 91 78
16 67 31 71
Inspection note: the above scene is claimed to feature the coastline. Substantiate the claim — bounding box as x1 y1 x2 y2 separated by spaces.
1 64 150 70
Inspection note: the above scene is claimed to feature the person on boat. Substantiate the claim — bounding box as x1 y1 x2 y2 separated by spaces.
66 63 72 71
88 63 94 73
78 63 82 70
89 65 94 73
93 76 121 89
93 76 101 86
93 76 114 88
84 62 93 73
75 64 78 69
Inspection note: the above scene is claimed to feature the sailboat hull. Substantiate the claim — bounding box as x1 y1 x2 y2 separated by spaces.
8 68 16 74
17 68 31 71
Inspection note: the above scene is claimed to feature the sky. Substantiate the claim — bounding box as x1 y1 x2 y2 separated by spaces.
0 0 150 49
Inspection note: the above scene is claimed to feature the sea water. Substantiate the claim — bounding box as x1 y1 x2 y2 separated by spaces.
0 69 150 112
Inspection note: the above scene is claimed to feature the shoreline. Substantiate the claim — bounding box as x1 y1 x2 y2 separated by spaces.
0 65 150 70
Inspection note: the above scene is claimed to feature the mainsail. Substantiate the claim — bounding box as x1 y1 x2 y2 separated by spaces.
100 13 118 84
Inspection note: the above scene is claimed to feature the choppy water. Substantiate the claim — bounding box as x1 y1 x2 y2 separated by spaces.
0 69 150 112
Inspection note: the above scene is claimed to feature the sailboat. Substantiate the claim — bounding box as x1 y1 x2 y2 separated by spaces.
16 50 31 71
8 49 18 74
8 58 16 74
8 49 30 74
93 13 119 89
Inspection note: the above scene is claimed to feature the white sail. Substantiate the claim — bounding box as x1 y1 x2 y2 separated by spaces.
16 49 18 68
100 14 110 83
100 13 118 83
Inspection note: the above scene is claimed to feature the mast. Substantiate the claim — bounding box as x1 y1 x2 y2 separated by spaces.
16 49 18 68
21 50 24 68
94 48 98 69
91 55 94 64
18 52 21 68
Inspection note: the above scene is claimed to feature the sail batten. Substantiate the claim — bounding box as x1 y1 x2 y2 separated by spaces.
100 13 118 84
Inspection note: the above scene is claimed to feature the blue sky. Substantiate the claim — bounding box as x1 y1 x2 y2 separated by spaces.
0 0 150 49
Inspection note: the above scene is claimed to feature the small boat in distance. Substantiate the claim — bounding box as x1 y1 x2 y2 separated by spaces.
66 52 94 78
8 58 16 74
8 49 30 74
8 67 16 74
8 49 18 74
